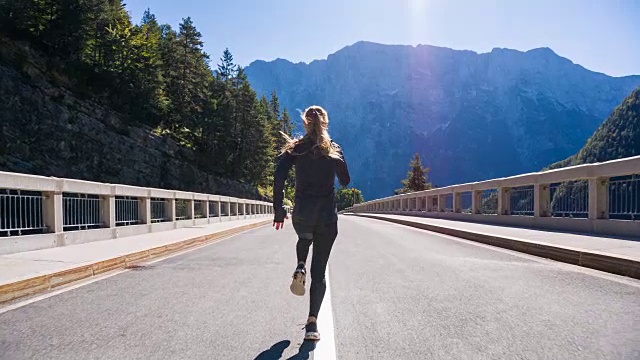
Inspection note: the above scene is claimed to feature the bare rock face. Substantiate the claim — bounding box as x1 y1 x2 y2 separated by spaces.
246 41 640 199
0 38 264 200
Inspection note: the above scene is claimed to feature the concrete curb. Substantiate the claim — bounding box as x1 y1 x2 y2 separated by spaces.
0 220 270 304
350 213 640 280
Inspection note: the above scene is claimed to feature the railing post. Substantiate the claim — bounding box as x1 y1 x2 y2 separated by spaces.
453 191 461 213
187 196 195 225
168 197 177 228
534 183 550 218
43 188 63 245
498 187 510 215
102 187 116 233
589 177 609 220
472 190 481 214
140 193 151 225
203 198 210 222
438 194 446 212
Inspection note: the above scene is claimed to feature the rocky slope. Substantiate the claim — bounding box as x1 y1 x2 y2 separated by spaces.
0 37 264 200
245 41 640 199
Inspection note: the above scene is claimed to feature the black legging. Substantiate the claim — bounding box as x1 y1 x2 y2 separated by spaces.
293 220 338 319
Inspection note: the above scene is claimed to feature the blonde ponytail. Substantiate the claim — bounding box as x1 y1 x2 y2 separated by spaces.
279 105 340 159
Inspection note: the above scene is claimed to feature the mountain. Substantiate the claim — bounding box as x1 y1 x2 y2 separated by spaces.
547 86 640 169
245 41 640 199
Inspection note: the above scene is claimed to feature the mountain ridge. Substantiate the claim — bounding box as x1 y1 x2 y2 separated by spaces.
246 41 640 199
249 41 637 79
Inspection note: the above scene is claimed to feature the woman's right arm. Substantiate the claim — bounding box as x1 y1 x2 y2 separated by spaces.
334 145 351 187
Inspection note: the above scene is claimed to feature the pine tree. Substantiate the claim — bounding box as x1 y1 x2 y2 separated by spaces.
0 0 49 38
162 17 211 138
159 24 180 130
245 95 276 186
116 9 166 125
280 108 296 201
217 48 237 80
267 92 284 153
396 153 431 194
269 91 280 120
281 108 293 136
39 0 88 59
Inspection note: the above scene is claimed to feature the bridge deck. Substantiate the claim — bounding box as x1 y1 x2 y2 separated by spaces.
1 216 639 359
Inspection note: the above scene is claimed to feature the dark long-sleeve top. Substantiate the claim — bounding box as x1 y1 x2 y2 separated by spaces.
273 138 350 223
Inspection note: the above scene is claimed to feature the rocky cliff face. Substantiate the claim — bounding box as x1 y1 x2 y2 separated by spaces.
0 37 264 200
245 41 640 199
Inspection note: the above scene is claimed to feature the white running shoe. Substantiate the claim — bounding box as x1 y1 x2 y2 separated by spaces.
290 267 306 296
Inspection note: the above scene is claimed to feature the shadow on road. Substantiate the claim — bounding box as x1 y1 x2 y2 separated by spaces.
253 340 316 360
286 340 316 360
254 340 291 360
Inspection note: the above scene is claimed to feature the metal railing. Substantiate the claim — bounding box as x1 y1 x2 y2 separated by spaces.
63 193 103 231
175 199 189 220
0 171 283 255
509 186 534 216
1 190 46 236
150 198 168 223
609 174 639 220
116 196 140 226
347 156 640 238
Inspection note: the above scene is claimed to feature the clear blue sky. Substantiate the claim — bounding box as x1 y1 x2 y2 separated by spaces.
126 0 640 77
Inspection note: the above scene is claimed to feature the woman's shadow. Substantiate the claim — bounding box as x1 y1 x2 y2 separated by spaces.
253 340 316 360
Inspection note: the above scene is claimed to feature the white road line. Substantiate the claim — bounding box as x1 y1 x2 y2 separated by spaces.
0 227 262 314
314 265 337 360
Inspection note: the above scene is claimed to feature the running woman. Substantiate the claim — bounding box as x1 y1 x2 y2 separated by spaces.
272 105 350 341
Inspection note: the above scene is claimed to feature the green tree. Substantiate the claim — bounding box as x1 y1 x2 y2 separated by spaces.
268 91 283 151
281 108 293 137
336 188 364 211
162 17 211 139
245 96 276 186
217 48 237 80
128 9 166 124
396 153 431 194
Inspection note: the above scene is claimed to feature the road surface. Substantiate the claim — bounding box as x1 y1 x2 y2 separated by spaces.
1 216 639 359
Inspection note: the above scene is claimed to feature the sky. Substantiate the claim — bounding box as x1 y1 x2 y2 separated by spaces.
125 0 640 77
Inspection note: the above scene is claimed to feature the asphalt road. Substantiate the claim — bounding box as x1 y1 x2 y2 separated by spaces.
1 216 639 360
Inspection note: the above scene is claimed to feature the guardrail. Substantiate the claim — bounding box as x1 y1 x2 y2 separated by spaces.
0 171 286 255
345 156 640 238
